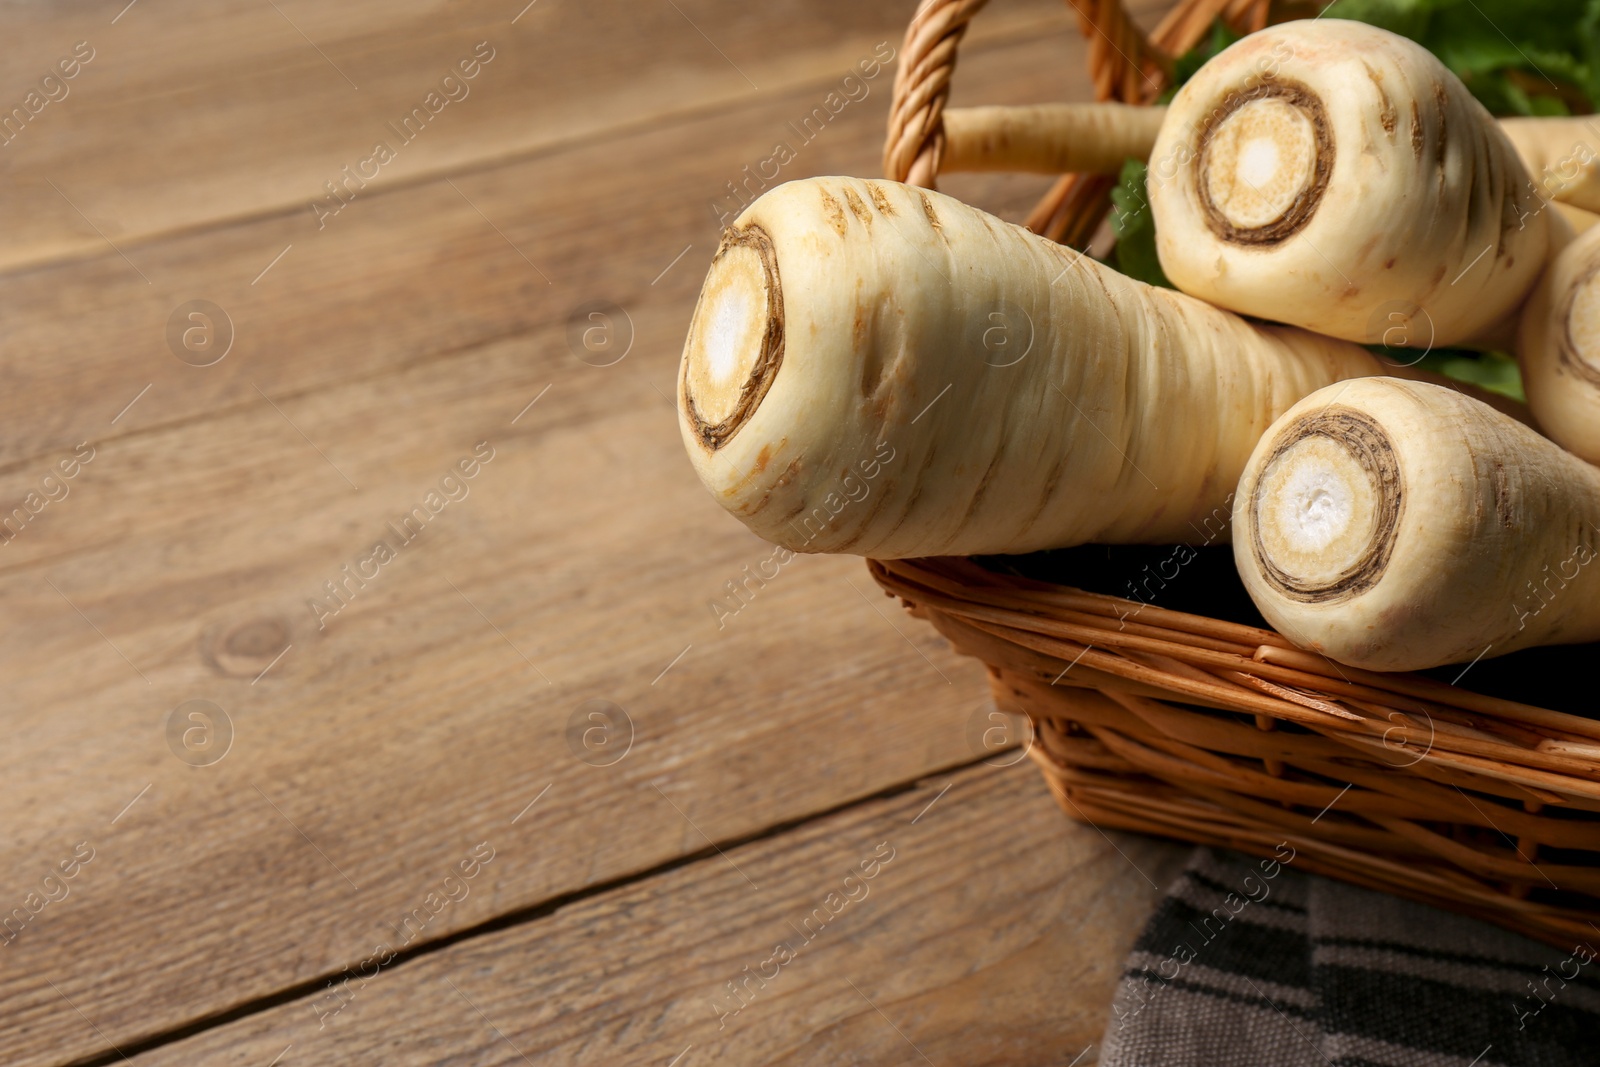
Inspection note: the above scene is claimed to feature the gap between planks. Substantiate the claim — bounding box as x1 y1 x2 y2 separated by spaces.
65 746 1021 1067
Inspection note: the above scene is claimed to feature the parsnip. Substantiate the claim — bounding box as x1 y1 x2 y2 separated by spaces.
1519 220 1600 464
941 103 1167 175
939 104 1596 217
1553 201 1600 235
678 176 1466 559
1500 117 1600 214
1147 20 1552 348
1234 378 1600 671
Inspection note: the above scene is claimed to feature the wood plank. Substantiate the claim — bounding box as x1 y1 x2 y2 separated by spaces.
0 5 1181 1064
0 0 1077 275
0 297 987 1066
0 137 1084 1060
118 763 1187 1066
0 25 1084 479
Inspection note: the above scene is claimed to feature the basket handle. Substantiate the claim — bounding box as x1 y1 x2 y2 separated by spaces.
884 0 1174 188
882 0 1274 235
883 0 988 187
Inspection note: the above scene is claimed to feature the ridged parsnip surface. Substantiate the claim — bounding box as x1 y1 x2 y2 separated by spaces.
1235 378 1600 671
677 176 1403 559
1520 221 1600 465
1148 20 1551 348
1501 116 1600 214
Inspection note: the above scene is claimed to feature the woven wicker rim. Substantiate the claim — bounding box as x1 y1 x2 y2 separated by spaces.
873 559 1600 777
874 557 1600 947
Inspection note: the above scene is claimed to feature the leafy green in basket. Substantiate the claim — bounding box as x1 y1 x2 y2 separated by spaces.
1107 160 1173 289
1362 346 1526 401
1160 19 1243 104
1421 349 1527 401
1319 0 1598 115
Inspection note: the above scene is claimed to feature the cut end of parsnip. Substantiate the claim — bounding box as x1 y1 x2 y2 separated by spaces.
681 225 784 451
1521 220 1600 466
1150 21 1550 348
1248 407 1402 603
1238 378 1600 670
1198 84 1330 243
1560 264 1600 386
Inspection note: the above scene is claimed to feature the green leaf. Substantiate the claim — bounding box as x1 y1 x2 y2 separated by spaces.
1530 92 1573 115
1317 0 1598 115
1159 20 1243 103
1437 350 1527 401
1318 0 1433 40
1468 71 1537 116
1380 348 1528 401
1108 160 1174 289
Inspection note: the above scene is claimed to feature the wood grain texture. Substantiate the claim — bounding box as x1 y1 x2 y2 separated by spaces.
0 289 995 1066
120 764 1186 1066
0 0 1077 275
0 1 1178 1063
0 35 1097 1061
0 24 1089 472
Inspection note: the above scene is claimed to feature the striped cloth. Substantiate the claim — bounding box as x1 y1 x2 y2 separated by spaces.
1099 849 1600 1067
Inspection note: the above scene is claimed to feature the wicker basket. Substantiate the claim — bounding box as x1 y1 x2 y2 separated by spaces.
876 0 1600 949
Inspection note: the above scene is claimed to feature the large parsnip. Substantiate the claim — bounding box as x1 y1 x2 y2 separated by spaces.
677 176 1456 559
1501 116 1600 215
1235 377 1600 671
1148 20 1553 348
1520 221 1600 465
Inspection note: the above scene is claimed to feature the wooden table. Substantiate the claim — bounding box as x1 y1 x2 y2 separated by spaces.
0 2 1185 1063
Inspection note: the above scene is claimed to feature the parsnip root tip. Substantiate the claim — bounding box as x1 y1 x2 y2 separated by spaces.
681 224 785 451
1249 407 1402 603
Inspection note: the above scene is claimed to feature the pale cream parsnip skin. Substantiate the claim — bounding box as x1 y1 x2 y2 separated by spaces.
1148 20 1550 348
940 103 1168 175
940 103 1598 223
1553 202 1600 235
1235 378 1600 672
1500 117 1600 214
1520 221 1600 465
677 176 1409 560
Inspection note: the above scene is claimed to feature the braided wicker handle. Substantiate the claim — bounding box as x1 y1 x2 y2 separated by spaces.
884 0 1271 243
